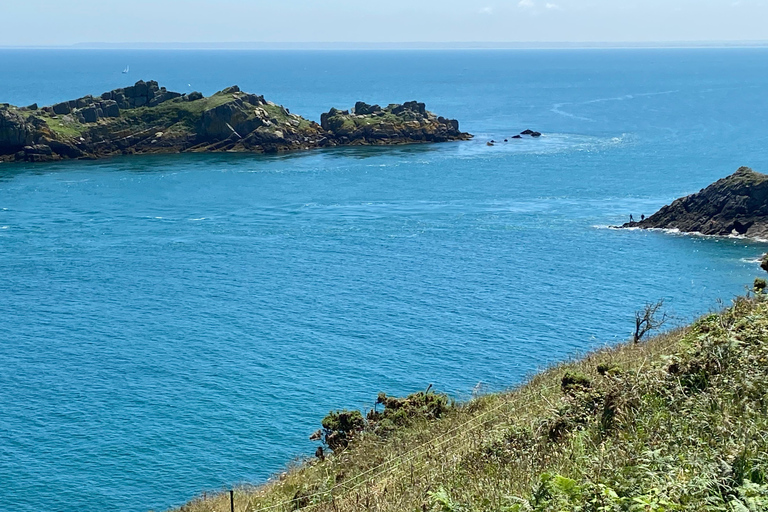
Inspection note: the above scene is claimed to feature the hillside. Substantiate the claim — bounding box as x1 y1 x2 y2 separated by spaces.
0 81 471 163
624 166 768 239
171 287 768 512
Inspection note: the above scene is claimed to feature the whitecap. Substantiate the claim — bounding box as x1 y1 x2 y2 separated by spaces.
598 225 641 231
637 227 768 244
189 217 207 221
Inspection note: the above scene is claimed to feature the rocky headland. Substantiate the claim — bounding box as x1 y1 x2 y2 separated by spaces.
621 166 768 239
0 80 471 163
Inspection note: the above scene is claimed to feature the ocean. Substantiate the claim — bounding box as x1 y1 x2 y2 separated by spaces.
1 48 768 512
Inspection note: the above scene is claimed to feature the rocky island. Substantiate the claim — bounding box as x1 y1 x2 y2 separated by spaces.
622 166 768 239
0 80 471 163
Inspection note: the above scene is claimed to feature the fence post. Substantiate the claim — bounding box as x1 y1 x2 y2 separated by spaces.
230 489 235 512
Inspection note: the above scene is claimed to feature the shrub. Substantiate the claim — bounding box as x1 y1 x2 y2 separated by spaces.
318 410 365 452
561 372 591 394
313 387 452 452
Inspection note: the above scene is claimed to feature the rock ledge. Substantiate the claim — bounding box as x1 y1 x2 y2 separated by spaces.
621 167 768 239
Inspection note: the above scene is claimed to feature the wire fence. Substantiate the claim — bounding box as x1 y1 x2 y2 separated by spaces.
238 383 561 512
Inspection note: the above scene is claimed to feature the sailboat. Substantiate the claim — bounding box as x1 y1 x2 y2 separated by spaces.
122 65 129 74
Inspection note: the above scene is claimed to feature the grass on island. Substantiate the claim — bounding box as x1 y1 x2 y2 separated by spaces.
14 109 89 139
118 94 237 131
328 111 410 133
171 284 768 512
13 91 313 145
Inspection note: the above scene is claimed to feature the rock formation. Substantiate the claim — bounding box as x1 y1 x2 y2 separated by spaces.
0 81 471 163
319 101 465 145
622 167 768 239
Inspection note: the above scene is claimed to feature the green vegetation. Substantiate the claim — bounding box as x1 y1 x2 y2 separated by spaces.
118 93 237 131
171 282 768 512
314 388 452 453
17 109 89 138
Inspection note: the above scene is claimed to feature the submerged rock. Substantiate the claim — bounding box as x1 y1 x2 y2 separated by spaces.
621 167 768 239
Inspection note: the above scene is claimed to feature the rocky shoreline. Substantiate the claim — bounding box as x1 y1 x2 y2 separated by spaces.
0 80 472 163
620 166 768 240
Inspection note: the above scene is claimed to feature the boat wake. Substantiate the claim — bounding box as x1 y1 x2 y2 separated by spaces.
551 90 679 121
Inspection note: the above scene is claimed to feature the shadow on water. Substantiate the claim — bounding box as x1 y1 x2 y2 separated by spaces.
0 142 452 180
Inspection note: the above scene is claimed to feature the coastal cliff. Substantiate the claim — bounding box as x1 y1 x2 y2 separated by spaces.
0 81 471 163
175 291 768 512
623 166 768 238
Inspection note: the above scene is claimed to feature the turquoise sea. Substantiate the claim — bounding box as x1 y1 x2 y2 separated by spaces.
2 49 768 512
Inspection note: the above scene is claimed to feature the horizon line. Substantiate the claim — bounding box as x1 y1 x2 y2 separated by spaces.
2 40 768 50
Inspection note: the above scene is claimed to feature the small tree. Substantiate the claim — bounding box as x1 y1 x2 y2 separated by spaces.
633 299 667 343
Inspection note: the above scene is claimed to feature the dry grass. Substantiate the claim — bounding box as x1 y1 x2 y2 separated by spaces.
169 296 768 512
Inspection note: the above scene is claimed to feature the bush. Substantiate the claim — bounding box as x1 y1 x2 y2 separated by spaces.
313 388 452 452
561 372 591 394
318 410 365 452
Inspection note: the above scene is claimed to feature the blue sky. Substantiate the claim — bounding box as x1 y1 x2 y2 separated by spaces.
2 0 768 46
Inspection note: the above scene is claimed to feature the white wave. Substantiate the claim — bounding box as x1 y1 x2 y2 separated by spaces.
189 217 207 221
626 226 768 243
0 226 8 229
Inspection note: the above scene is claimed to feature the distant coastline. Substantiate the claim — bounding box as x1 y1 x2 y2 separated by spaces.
2 41 768 50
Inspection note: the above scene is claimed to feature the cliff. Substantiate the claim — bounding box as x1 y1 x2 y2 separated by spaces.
0 81 471 163
623 166 768 238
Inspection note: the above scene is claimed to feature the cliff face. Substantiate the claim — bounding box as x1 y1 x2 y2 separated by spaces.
623 167 768 238
0 81 471 163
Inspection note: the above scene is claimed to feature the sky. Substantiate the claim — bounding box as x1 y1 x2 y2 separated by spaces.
1 0 767 46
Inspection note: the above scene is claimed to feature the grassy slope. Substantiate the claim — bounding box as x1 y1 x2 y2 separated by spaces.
173 295 768 512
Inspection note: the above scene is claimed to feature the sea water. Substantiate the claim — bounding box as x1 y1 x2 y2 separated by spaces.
1 49 768 512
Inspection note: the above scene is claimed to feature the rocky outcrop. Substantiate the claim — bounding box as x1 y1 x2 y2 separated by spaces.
100 80 182 110
354 101 381 115
319 100 470 145
622 167 768 239
0 109 35 150
0 81 472 164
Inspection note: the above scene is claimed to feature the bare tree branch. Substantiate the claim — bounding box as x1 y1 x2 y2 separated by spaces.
633 299 667 343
